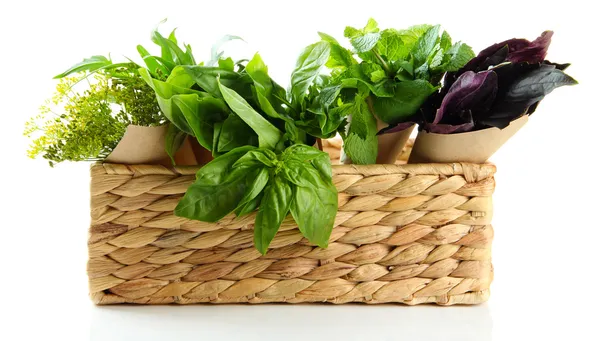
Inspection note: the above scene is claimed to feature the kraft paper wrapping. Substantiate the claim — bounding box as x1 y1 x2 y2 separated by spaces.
408 115 528 164
105 125 197 165
376 124 415 164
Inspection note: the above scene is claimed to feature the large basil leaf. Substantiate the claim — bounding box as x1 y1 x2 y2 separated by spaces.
217 114 258 153
175 147 256 222
233 148 277 169
254 175 293 254
165 123 187 164
175 174 248 222
194 146 255 184
217 81 282 149
235 167 270 216
291 41 331 104
246 53 289 119
139 68 200 135
287 163 338 248
171 94 228 150
137 45 171 78
181 65 247 98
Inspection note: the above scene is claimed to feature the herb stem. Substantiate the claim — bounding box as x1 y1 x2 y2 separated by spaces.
372 48 392 75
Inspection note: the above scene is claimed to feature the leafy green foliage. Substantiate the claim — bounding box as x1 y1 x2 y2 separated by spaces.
316 18 475 164
176 145 337 254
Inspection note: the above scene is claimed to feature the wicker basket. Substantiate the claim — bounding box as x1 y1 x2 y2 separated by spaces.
88 140 495 305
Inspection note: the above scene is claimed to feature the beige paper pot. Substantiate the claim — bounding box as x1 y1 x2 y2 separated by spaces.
105 125 197 165
408 115 529 164
376 124 415 164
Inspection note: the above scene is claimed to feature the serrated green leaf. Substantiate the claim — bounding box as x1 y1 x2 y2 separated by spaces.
377 29 410 61
343 132 377 164
440 31 452 50
397 24 434 48
218 57 235 71
413 25 441 65
350 32 381 53
318 32 339 44
372 80 437 124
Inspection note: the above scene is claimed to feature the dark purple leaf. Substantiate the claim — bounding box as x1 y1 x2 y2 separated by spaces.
461 31 553 74
505 65 578 104
507 31 553 64
425 117 475 134
434 70 498 124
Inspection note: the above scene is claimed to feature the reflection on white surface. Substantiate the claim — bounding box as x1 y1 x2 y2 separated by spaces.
91 303 492 341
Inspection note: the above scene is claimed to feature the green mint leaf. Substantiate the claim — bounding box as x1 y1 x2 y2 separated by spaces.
440 31 452 51
350 32 381 53
349 96 378 139
327 43 357 69
413 25 441 66
318 32 339 44
319 85 342 108
372 79 437 124
438 42 475 72
343 132 377 165
377 29 410 61
397 24 434 49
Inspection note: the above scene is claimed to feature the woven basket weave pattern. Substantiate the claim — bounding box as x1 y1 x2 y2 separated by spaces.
88 142 496 305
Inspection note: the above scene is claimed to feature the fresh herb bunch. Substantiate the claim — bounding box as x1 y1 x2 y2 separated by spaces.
317 18 475 164
24 65 163 166
418 31 577 133
142 31 343 253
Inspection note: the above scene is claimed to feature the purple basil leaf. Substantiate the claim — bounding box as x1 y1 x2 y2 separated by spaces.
461 31 553 74
507 31 553 64
434 70 498 124
480 101 530 129
544 60 570 71
425 121 475 134
505 66 578 104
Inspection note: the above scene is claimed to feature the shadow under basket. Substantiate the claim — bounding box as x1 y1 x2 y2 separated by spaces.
88 140 496 305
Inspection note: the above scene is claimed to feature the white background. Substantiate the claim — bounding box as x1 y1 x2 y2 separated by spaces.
1 0 598 340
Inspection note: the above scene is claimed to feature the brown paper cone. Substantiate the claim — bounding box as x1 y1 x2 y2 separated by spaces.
105 125 198 166
376 124 415 164
408 115 528 164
